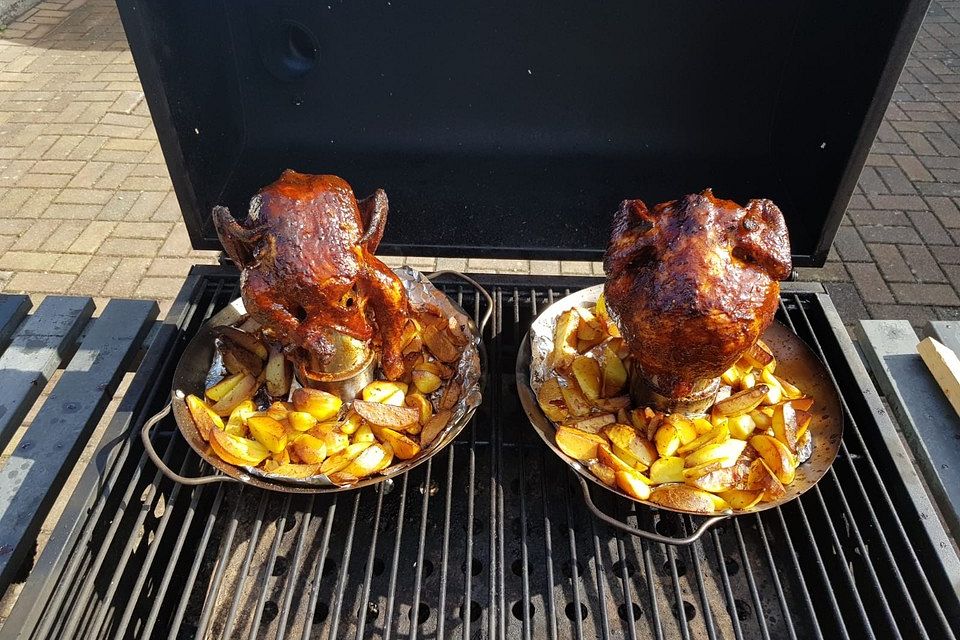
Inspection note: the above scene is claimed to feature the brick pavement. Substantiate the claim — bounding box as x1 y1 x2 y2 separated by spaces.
1 0 960 332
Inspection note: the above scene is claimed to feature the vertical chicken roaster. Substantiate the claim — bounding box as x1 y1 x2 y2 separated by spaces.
603 189 792 413
212 170 412 394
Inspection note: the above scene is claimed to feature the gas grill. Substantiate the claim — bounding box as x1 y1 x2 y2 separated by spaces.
6 0 960 637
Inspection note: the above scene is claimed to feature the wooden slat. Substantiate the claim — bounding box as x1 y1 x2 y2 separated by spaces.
0 299 158 591
0 296 94 450
917 337 960 420
0 294 31 354
858 319 960 541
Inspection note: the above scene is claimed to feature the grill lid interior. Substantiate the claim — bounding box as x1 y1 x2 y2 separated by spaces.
118 0 928 266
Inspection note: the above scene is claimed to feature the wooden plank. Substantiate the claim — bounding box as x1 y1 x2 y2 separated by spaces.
0 296 94 450
929 321 960 365
858 319 960 542
0 294 31 354
0 299 158 591
917 337 960 420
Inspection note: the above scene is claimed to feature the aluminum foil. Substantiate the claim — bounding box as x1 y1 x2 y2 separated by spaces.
205 266 483 487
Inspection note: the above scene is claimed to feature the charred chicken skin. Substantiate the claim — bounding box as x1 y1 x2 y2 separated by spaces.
213 170 411 380
603 189 791 398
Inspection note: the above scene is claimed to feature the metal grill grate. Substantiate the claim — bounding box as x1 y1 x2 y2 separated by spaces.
8 273 960 640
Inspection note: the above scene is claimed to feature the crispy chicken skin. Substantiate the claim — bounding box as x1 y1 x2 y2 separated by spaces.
603 189 791 398
212 170 410 380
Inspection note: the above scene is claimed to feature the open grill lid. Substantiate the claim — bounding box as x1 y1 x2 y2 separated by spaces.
118 0 928 267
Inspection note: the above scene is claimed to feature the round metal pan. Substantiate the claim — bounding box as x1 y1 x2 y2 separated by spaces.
516 285 843 536
143 271 489 493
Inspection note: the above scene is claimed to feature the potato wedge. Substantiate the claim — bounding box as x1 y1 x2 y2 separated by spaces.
292 434 327 464
616 469 652 500
654 424 682 457
370 425 421 460
611 444 646 471
353 421 376 444
649 456 685 484
748 409 771 430
405 392 433 425
595 293 620 337
221 341 264 378
439 381 461 410
323 430 349 456
743 341 774 369
795 409 813 439
186 394 224 441
776 375 804 400
648 484 719 514
593 396 630 412
750 435 797 484
603 423 657 466
292 388 343 422
270 462 321 478
721 365 742 386
746 458 786 500
352 399 419 430
555 426 607 460
209 374 258 416
712 385 769 417
772 401 800 452
247 415 288 454
676 423 729 456
728 413 757 440
341 443 393 478
214 325 268 360
741 372 757 389
266 401 292 421
288 410 318 432
600 346 627 398
264 347 292 397
422 322 460 363
362 381 408 406
559 380 592 417
565 413 615 434
209 428 270 466
692 417 714 435
589 462 616 487
597 443 642 476
226 398 256 428
339 411 362 435
420 410 452 447
571 356 602 401
549 309 580 370
685 439 747 469
796 429 813 463
412 370 442 394
790 396 815 412
665 414 698 445
320 442 372 475
718 489 764 510
205 373 247 403
686 466 738 493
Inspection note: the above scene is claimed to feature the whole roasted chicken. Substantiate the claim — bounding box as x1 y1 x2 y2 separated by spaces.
213 170 411 380
603 189 791 401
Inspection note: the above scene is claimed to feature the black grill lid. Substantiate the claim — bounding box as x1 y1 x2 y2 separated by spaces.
118 0 928 266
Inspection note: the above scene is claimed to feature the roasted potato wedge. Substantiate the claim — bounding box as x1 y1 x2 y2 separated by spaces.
589 462 616 487
654 424 682 458
747 458 786 500
264 347 292 397
750 435 797 484
370 425 422 460
320 442 372 475
593 395 631 412
247 415 288 454
649 456 685 484
571 356 602 401
559 380 592 417
648 484 722 514
420 410 452 447
186 394 224 441
341 443 394 478
712 385 769 417
323 430 349 456
271 462 321 478
209 374 257 416
686 466 738 493
339 411 362 435
776 375 804 400
772 401 800 452
422 322 460 363
718 489 764 510
221 341 264 378
555 426 607 461
600 346 627 397
549 309 580 370
412 370 442 394
353 400 419 429
288 410 318 432
214 325 268 360
728 413 757 440
405 392 433 425
684 439 746 469
597 443 637 475
362 381 408 406
205 372 247 403
616 468 652 500
292 434 327 464
353 421 376 444
292 388 343 422
209 428 270 466
676 423 729 456
566 413 615 434
603 423 657 466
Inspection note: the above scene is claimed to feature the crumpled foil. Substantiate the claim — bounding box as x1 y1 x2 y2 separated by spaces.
206 266 483 487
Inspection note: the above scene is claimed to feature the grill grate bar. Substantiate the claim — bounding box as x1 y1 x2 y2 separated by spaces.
538 449 559 640
299 498 338 640
733 519 779 640
710 528 745 640
662 520 692 640
408 459 435 638
612 508 640 640
791 294 957 640
276 495 316 640
489 289 506 640
382 474 409 640
588 507 612 639
437 446 455 639
219 493 269 638
247 494 292 639
683 520 718 640
170 484 239 639
328 492 362 639
353 484 384 640
639 520 664 640
563 477 588 639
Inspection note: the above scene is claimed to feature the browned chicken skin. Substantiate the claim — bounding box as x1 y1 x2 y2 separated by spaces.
603 189 791 398
213 170 411 380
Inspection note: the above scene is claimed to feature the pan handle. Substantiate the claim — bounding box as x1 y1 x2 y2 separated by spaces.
576 475 727 546
426 270 493 334
141 402 240 486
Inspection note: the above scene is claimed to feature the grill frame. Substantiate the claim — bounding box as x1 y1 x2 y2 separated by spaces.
5 267 960 640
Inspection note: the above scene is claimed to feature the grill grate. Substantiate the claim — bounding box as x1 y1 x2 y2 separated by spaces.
8 273 960 640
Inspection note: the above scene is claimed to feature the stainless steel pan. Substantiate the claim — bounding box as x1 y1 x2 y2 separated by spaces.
516 285 843 544
142 270 490 493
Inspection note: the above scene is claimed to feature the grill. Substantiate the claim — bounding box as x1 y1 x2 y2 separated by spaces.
6 269 960 640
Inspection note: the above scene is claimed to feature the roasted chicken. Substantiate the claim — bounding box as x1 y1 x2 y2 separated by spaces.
213 170 411 380
603 189 791 399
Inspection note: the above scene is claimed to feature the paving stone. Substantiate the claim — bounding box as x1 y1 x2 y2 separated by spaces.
907 210 954 244
890 282 960 305
146 257 194 278
434 257 468 272
100 256 150 296
867 244 915 282
847 263 896 303
833 227 871 261
134 276 185 298
925 195 960 227
824 282 870 327
98 237 161 257
900 244 948 282
857 225 924 244
68 255 119 295
5 271 76 293
847 209 912 226
110 221 172 239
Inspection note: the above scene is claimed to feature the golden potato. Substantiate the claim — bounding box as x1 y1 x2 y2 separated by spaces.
341 442 394 478
422 322 460 363
684 439 747 469
750 435 797 484
596 443 635 474
205 372 247 403
362 381 408 406
728 414 757 440
370 425 421 460
593 396 631 412
339 411 362 435
677 423 729 456
648 484 719 514
323 431 349 456
353 421 376 444
209 428 269 466
571 356 602 400
186 394 224 441
264 347 292 397
270 462 321 478
555 426 607 461
654 424 682 458
221 342 263 378
247 416 288 454
600 346 627 397
718 489 764 510
548 309 580 370
352 400 419 429
292 388 342 422
559 381 592 417
420 410 452 447
747 458 786 500
292 434 327 464
616 468 652 500
288 411 318 432
772 401 800 452
649 456 685 484
712 385 769 417
320 442 372 475
209 374 257 416
565 413 615 434
405 392 433 425
412 370 442 394
589 462 616 487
